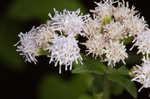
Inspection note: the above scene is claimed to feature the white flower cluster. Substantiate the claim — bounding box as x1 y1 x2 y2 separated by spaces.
16 9 84 73
15 0 150 91
84 0 150 91
131 30 150 91
83 0 147 67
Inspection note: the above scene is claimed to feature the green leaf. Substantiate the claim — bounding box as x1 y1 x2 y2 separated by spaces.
78 94 92 99
111 82 124 95
72 55 107 75
7 0 86 21
38 48 50 55
108 66 129 75
123 36 134 45
94 93 103 99
107 72 137 98
92 74 104 93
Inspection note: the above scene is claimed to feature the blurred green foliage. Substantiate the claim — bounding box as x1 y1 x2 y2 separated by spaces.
7 0 86 21
38 74 93 99
0 19 25 70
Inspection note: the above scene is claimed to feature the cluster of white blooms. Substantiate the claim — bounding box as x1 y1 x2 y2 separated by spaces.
16 9 84 73
16 25 58 64
84 0 150 91
82 0 149 68
15 0 150 92
131 30 150 91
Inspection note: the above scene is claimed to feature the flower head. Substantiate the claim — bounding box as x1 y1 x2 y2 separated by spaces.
131 57 150 92
103 21 126 40
83 16 102 37
91 0 115 19
15 24 57 64
104 41 128 67
47 35 82 73
35 24 57 49
48 9 84 36
113 0 136 21
123 16 147 37
84 33 106 58
132 30 150 56
15 27 39 64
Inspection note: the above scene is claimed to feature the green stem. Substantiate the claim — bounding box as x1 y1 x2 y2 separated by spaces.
103 71 110 99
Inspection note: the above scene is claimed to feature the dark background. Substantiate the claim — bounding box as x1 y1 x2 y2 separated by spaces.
0 0 150 99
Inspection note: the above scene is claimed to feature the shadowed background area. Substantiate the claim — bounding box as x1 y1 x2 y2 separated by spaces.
0 0 150 99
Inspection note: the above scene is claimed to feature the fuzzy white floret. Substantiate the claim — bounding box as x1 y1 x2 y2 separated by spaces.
48 9 84 36
132 57 150 92
47 35 82 73
16 27 39 64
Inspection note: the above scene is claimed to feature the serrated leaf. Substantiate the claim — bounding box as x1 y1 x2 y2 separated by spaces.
72 55 107 75
107 73 137 98
7 0 85 21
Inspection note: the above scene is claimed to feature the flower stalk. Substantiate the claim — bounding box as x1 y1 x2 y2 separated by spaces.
103 69 110 99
